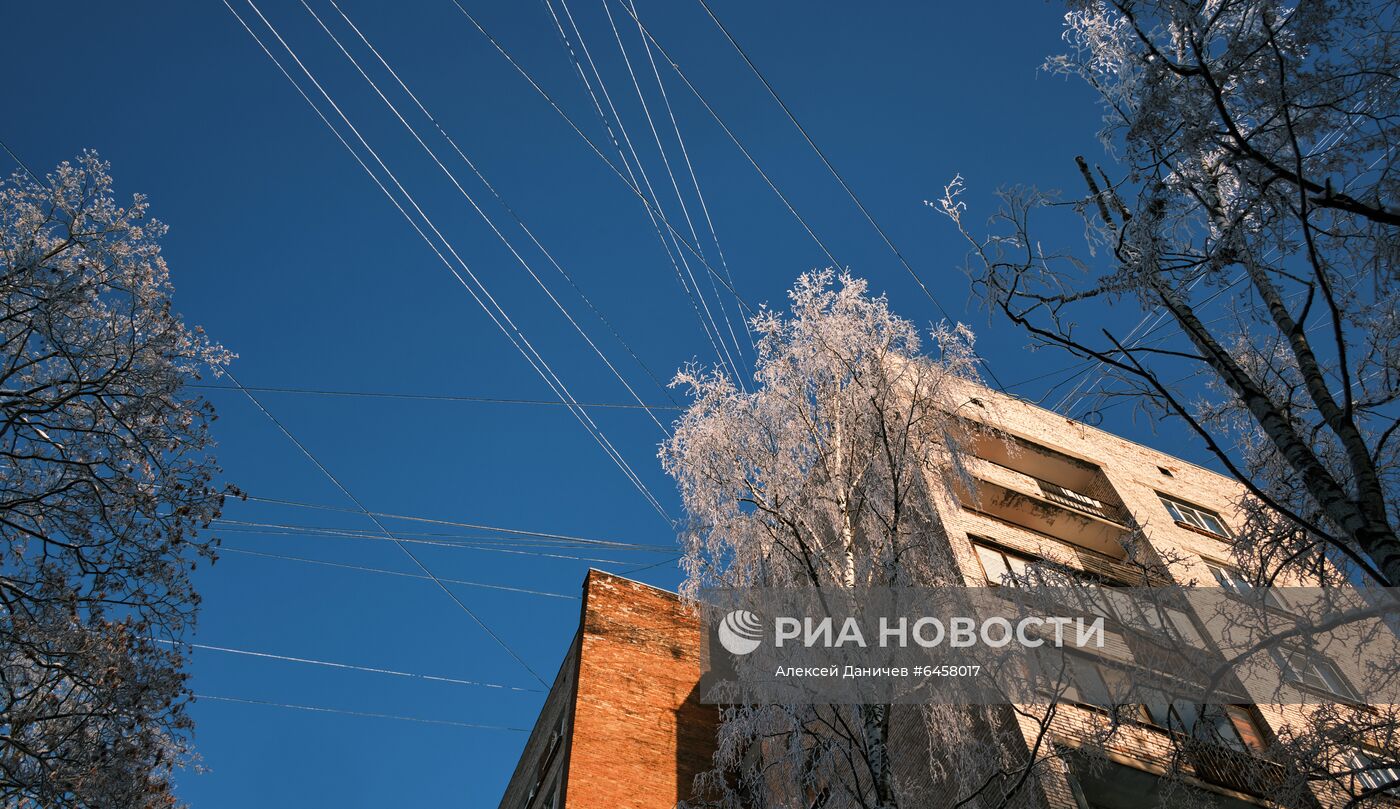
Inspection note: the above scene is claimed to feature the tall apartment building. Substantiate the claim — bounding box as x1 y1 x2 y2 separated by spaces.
499 384 1385 809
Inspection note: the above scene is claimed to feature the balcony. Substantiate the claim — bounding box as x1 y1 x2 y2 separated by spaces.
960 451 1133 558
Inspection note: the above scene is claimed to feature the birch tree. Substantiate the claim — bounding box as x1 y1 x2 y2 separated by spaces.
663 270 1014 808
0 153 231 807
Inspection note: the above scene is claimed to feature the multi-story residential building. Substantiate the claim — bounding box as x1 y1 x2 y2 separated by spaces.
499 384 1386 809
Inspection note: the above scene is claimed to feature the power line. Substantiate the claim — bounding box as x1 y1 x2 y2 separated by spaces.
1055 99 1392 416
326 0 680 408
303 0 674 434
238 494 673 550
190 382 682 409
602 2 842 271
544 0 743 387
194 694 527 731
3 127 551 721
591 0 747 383
193 383 683 408
218 517 674 551
0 137 40 184
217 546 581 599
688 0 1007 391
1002 359 1097 391
614 0 752 358
216 521 650 565
225 0 672 524
218 518 675 553
446 0 753 319
615 553 682 576
162 639 541 691
263 0 668 512
217 364 547 685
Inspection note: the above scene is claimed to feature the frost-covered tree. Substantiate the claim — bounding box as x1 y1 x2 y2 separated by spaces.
936 0 1400 802
940 0 1397 589
0 153 231 807
663 271 1010 808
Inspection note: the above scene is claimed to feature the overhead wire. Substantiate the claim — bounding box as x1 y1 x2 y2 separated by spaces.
615 553 683 576
687 0 1007 391
326 0 678 408
2 132 570 728
237 493 671 550
225 0 671 524
0 137 40 184
217 360 548 684
544 0 742 386
616 0 752 357
217 546 580 599
446 0 754 322
248 0 669 517
161 639 542 691
1067 269 1366 423
1055 97 1391 416
195 694 528 731
216 516 674 552
190 382 681 409
589 0 747 382
219 518 673 551
216 521 652 565
306 0 675 433
599 1 842 271
0 137 560 720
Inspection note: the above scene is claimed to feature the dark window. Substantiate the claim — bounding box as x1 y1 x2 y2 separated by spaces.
1140 696 1252 752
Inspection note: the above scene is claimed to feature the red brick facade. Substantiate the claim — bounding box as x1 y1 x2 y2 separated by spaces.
498 570 716 809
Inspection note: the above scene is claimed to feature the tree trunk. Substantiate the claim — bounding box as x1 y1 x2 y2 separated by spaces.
862 703 897 809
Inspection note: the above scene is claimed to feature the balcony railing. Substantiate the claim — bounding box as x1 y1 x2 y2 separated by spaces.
1035 479 1128 525
1185 741 1287 798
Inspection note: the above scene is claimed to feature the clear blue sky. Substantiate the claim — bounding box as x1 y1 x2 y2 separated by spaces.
0 2 1204 805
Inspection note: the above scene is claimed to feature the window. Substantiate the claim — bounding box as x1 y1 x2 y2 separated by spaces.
1140 693 1257 752
537 778 559 809
1061 656 1137 708
1061 663 1261 753
1159 494 1229 537
973 541 1032 586
1203 561 1288 610
1350 749 1400 795
1068 758 1261 809
1273 647 1360 701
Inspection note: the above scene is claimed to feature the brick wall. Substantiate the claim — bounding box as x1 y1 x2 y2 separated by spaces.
562 570 717 809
